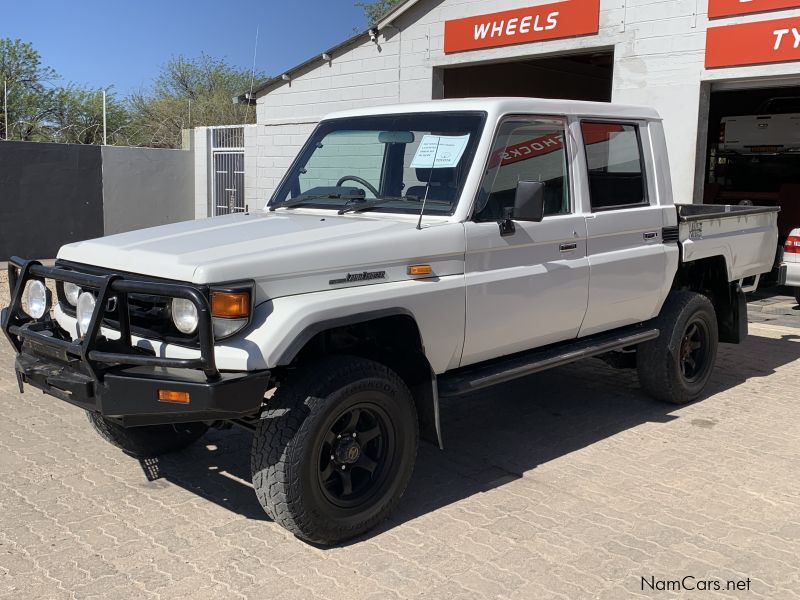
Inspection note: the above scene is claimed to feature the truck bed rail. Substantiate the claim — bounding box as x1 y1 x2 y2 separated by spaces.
677 204 780 222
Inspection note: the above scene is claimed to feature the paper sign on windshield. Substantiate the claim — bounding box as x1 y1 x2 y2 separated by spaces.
410 134 470 168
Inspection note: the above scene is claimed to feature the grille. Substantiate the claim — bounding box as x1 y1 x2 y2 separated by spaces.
55 265 202 347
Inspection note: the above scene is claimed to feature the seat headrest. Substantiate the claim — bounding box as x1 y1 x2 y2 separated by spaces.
415 168 456 184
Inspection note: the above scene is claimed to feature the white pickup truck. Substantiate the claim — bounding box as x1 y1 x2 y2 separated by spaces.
2 98 779 545
719 96 800 155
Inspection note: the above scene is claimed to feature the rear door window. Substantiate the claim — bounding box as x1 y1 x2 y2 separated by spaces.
581 122 648 211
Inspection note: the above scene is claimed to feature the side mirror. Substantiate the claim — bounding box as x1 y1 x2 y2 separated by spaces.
498 180 546 236
514 180 546 222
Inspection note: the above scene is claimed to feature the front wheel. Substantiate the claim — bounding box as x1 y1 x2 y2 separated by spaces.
251 356 418 545
637 291 719 405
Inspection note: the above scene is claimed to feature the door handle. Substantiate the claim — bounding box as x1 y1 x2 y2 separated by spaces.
559 243 578 252
643 231 658 240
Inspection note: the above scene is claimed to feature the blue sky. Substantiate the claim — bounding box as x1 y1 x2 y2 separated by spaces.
3 0 370 96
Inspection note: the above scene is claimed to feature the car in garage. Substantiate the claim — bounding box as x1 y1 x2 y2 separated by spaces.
783 227 800 305
719 96 800 156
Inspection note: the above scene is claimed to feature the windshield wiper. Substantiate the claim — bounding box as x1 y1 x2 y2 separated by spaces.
269 193 365 211
337 196 419 215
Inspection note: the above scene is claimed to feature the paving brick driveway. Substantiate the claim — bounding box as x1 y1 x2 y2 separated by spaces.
1 273 799 598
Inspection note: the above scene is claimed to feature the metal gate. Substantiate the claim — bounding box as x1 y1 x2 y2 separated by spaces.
211 126 246 215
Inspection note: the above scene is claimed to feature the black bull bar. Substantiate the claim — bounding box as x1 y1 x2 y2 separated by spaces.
2 258 270 426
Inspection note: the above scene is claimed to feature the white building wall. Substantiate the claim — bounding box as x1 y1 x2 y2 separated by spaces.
243 124 259 209
192 127 210 218
253 0 800 204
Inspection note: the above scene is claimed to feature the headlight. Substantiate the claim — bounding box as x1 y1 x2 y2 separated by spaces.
76 292 96 336
171 298 199 334
25 280 49 319
64 282 81 306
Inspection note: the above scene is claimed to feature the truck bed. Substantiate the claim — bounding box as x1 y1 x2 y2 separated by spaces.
676 204 779 282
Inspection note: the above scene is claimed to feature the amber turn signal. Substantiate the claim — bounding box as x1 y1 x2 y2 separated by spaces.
158 390 191 404
211 291 250 318
408 265 433 276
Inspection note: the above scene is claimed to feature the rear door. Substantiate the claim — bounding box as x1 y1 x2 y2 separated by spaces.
461 116 590 366
578 120 670 336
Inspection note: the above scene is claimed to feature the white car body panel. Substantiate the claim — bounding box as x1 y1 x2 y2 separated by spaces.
580 207 671 336
784 227 800 288
679 212 778 281
461 215 589 366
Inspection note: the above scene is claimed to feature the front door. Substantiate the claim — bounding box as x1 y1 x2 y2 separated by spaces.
461 116 590 367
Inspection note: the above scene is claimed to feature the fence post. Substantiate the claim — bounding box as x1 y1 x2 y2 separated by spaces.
3 79 7 141
102 90 107 146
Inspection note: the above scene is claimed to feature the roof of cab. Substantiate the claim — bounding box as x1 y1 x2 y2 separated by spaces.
321 97 662 122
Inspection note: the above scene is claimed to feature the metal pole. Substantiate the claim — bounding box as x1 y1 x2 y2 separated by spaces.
3 79 8 141
102 90 107 145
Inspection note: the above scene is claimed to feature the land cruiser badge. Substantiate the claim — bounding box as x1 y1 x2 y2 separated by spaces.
329 271 386 285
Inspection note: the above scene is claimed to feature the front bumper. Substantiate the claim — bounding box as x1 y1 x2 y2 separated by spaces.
14 348 270 426
2 258 270 427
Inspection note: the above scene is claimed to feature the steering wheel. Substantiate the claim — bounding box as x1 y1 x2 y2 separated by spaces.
336 176 380 198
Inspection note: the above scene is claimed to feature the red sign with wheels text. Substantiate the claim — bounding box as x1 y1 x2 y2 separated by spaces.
706 16 800 68
443 0 600 54
708 0 800 19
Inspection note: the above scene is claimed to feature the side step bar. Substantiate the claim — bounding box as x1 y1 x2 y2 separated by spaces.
438 325 660 397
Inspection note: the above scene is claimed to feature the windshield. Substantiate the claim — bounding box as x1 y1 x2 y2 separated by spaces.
270 112 486 215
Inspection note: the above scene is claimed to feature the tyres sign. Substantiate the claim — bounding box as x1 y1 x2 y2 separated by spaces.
706 16 800 67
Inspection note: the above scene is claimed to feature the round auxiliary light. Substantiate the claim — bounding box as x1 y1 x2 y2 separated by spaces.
171 298 199 334
76 292 96 336
25 280 48 319
64 282 81 306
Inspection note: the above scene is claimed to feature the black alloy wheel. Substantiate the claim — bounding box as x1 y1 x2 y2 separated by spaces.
317 402 394 508
679 318 711 383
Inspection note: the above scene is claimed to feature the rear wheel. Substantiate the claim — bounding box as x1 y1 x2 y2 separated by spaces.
87 413 208 458
251 355 418 545
637 291 719 405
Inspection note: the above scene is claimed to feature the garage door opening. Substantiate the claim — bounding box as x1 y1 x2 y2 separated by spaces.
439 51 614 102
703 84 800 242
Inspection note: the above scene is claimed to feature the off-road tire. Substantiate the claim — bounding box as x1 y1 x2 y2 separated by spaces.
637 291 719 405
87 413 208 458
251 355 418 545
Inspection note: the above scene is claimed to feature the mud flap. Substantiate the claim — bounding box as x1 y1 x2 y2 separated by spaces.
410 369 443 450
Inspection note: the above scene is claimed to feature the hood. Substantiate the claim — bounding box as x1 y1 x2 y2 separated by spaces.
57 211 465 299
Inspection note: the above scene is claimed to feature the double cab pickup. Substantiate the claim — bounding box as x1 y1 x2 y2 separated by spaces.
2 98 779 544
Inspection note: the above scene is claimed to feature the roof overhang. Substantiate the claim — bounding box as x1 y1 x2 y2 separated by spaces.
376 0 422 29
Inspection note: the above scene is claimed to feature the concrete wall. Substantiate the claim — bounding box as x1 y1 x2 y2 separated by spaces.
0 141 104 261
251 0 800 205
101 146 194 235
0 140 194 261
